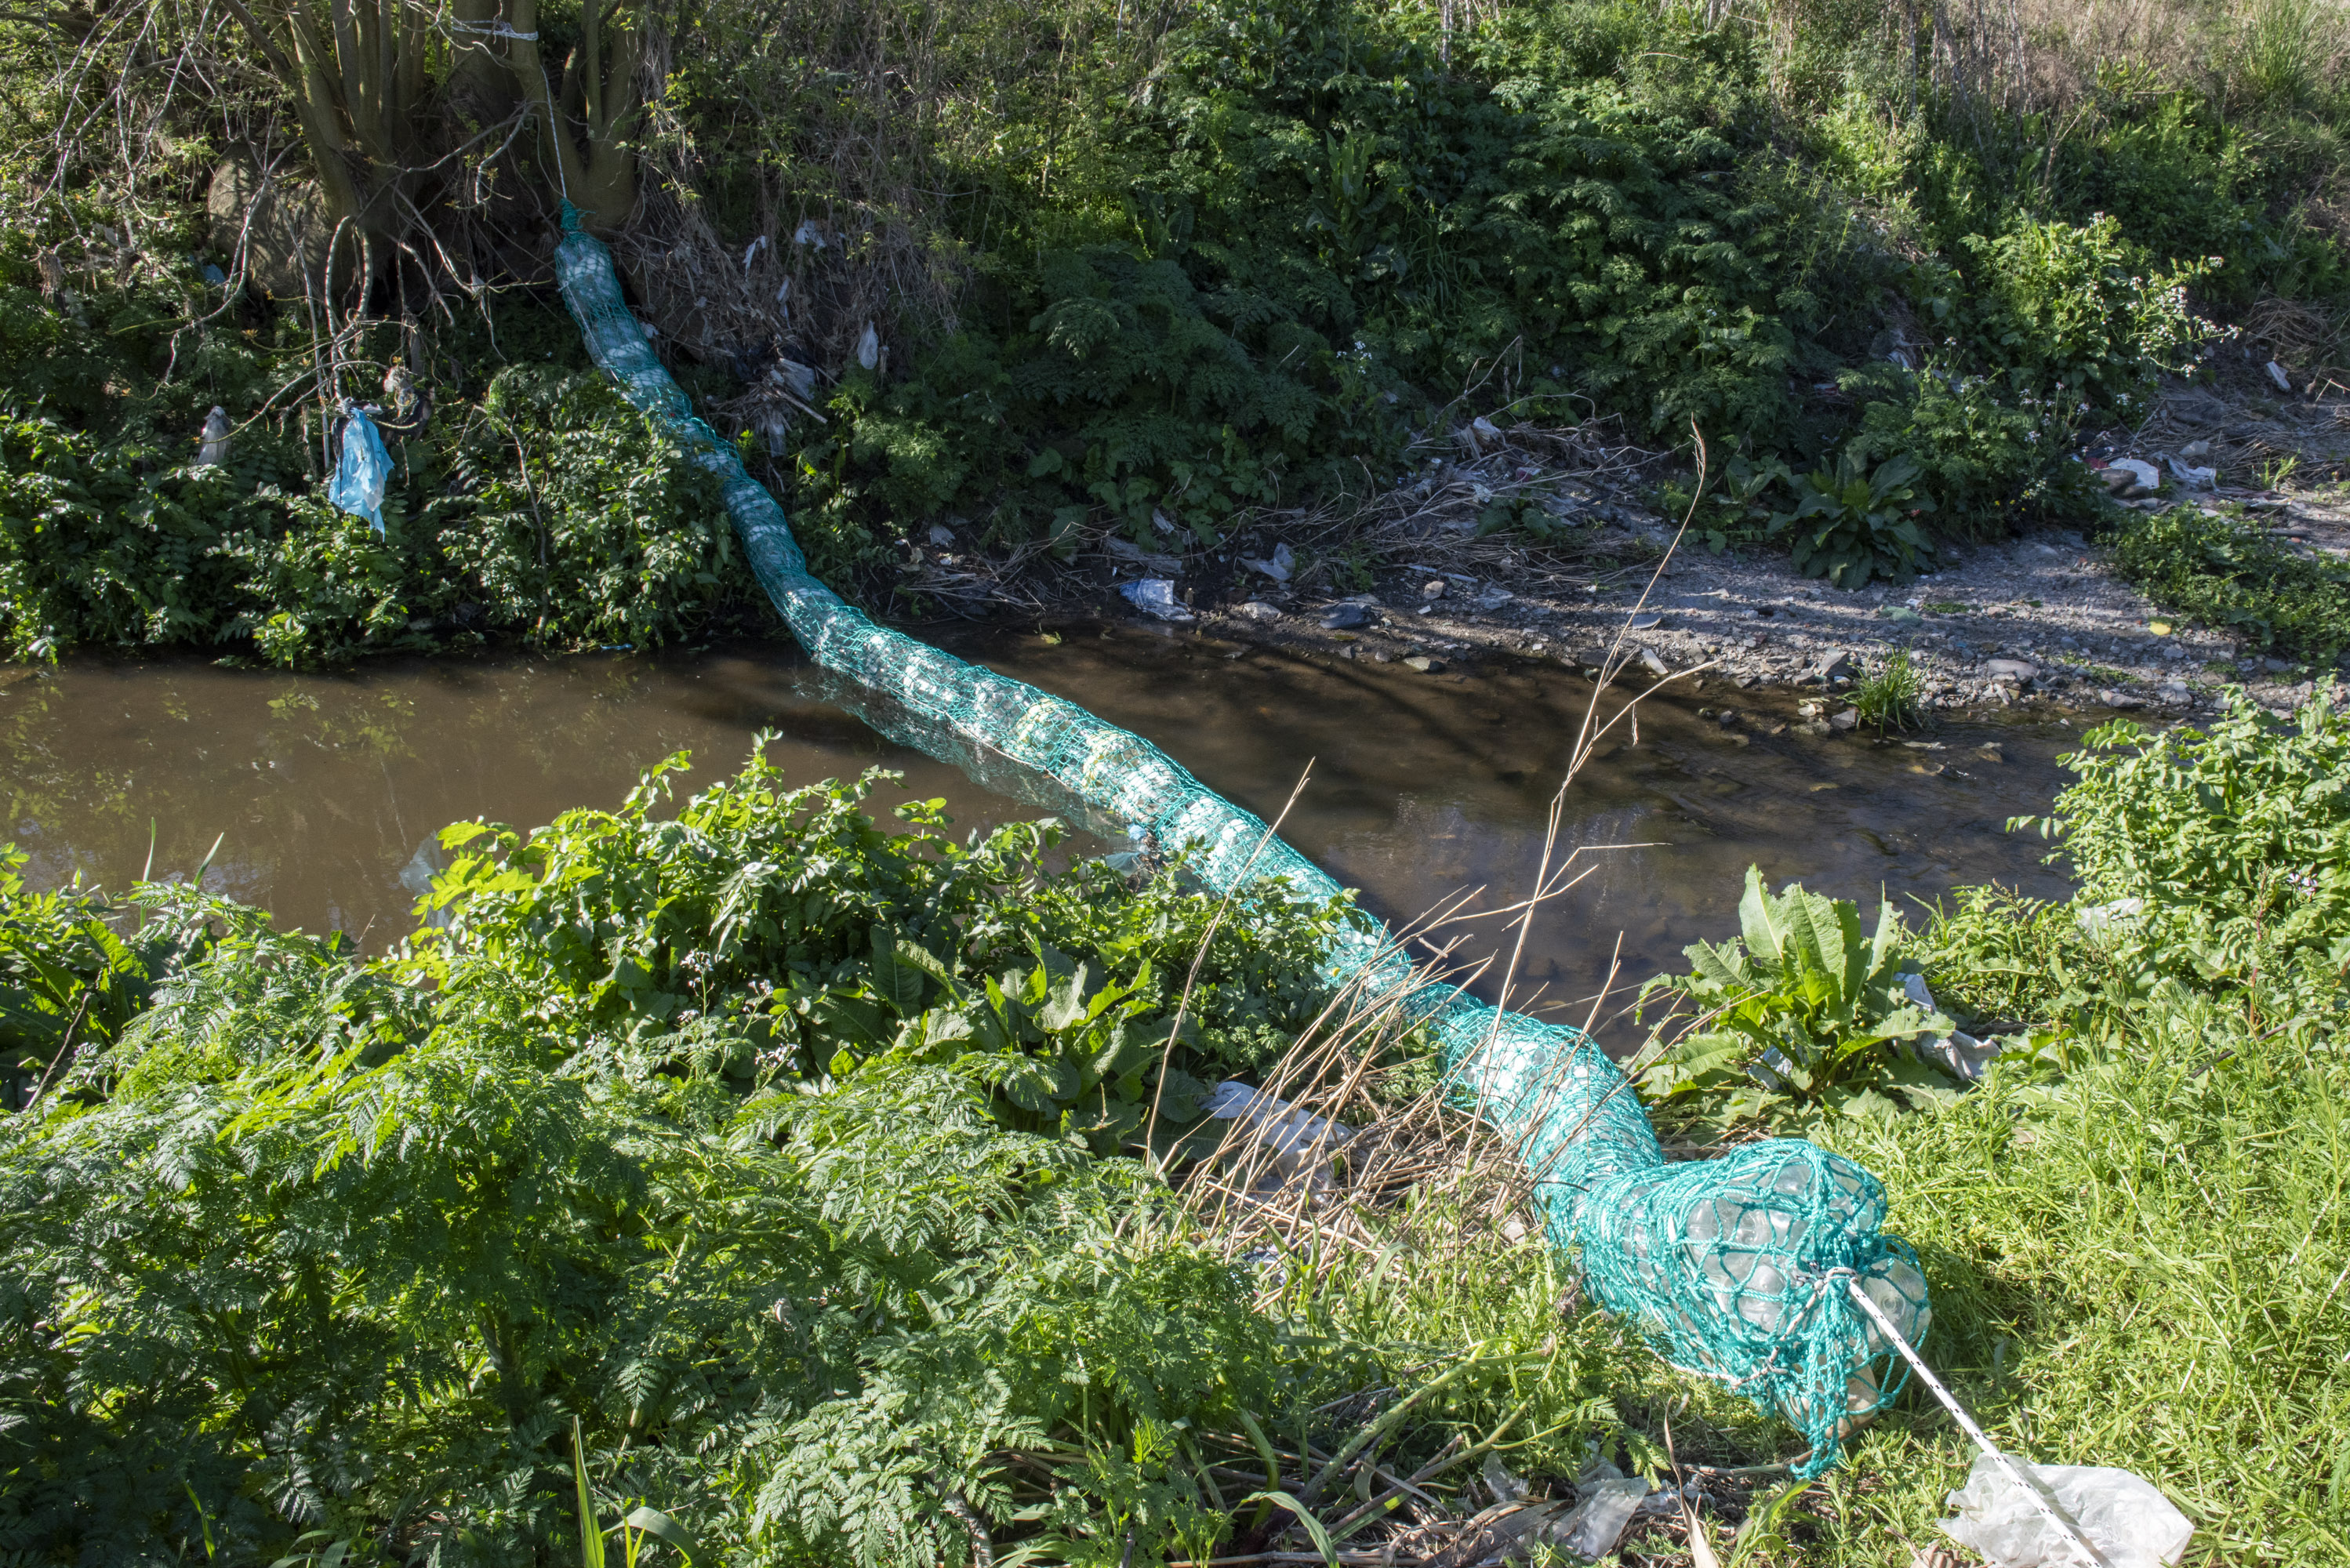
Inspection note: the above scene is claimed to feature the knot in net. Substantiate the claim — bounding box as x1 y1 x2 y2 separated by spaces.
550 222 1930 1475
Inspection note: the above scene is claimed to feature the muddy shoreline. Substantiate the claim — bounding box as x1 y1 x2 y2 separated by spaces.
1070 370 2350 724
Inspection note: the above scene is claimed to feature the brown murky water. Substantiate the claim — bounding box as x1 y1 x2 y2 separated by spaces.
2 626 2075 1043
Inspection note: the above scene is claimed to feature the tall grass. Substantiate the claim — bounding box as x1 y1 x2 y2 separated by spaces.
1197 944 2350 1563
1806 993 2350 1563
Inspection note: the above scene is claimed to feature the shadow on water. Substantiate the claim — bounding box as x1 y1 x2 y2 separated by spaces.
1 624 2075 1047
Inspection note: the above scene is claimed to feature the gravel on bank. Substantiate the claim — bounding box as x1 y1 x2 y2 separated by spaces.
1168 500 2345 723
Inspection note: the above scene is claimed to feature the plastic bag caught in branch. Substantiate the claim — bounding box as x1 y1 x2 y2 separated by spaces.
329 405 393 532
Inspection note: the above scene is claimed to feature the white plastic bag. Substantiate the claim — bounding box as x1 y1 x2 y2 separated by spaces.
1547 1474 1649 1560
1240 542 1294 583
1940 1454 2192 1568
1202 1080 1349 1189
1117 578 1193 622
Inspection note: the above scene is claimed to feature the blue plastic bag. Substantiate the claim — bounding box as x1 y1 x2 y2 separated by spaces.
328 405 392 532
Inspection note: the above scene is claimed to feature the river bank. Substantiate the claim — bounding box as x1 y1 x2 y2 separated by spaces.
1177 515 2292 716
1077 372 2350 720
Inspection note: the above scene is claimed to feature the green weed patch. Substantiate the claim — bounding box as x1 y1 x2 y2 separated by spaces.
2108 503 2350 666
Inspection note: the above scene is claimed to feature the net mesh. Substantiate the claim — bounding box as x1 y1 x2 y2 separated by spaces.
552 208 1929 1474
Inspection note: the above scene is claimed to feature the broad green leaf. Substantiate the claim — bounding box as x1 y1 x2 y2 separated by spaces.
1736 866 1785 968
1829 895 1867 1004
870 926 928 1014
1686 938 1752 991
624 1506 704 1564
1834 1087 1902 1123
1866 897 1902 982
1036 962 1092 1032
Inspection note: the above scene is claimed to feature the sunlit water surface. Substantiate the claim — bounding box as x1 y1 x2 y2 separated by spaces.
4 626 2074 1047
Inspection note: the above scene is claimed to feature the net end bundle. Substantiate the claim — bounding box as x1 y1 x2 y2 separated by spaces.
1578 1141 1930 1476
1446 1011 1930 1477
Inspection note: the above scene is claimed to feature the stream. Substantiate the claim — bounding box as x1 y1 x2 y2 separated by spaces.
4 625 2076 1047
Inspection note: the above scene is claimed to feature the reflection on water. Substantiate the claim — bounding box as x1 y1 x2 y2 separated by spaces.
0 652 1037 946
2 626 2075 1047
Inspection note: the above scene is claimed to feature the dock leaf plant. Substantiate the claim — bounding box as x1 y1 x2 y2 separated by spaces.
1634 866 1962 1127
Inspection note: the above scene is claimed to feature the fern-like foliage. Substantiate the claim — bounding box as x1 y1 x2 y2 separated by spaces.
0 752 1397 1565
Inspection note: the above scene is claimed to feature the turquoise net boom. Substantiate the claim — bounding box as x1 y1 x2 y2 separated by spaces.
552 209 1928 1475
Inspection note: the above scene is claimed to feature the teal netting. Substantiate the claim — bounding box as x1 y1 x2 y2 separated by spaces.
551 208 1929 1475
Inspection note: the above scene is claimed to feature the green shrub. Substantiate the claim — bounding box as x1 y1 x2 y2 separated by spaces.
418 747 1360 1139
0 351 765 665
1956 214 2213 417
793 245 1400 550
1904 884 2141 1051
0 412 300 658
433 366 758 650
1765 448 1937 587
1636 866 1962 1126
2017 688 2350 1012
0 937 1275 1563
0 750 1392 1563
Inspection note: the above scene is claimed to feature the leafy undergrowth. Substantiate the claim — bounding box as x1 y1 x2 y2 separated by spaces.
7 696 2350 1564
0 749 1664 1565
2107 501 2350 669
6 0 2348 658
0 292 785 666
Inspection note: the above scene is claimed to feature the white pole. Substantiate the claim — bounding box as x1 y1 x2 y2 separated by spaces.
1841 1279 2116 1568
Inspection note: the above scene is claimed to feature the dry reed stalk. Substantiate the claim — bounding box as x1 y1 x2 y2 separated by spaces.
1287 416 1670 586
